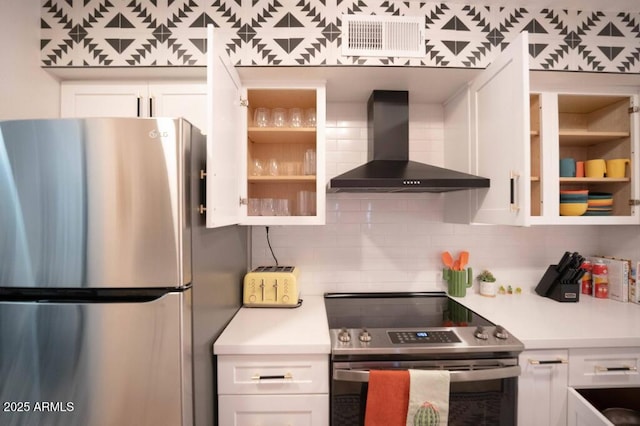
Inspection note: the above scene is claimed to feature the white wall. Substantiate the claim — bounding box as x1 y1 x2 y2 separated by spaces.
252 102 610 295
0 0 59 119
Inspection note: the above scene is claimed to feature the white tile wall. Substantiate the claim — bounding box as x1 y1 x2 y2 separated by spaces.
251 101 609 296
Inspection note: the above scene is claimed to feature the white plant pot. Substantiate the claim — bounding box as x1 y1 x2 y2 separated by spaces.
479 280 497 297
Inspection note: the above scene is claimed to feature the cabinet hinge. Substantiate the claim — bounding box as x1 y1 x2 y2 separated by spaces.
199 169 206 180
240 98 249 107
629 106 639 114
240 197 248 206
629 199 640 206
199 205 206 214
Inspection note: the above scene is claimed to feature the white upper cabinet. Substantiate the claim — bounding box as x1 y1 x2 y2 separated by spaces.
60 81 207 132
445 31 640 226
206 26 326 228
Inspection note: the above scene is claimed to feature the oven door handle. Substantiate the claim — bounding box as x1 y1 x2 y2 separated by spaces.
333 366 521 383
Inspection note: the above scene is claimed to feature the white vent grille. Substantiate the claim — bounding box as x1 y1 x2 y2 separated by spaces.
342 14 425 58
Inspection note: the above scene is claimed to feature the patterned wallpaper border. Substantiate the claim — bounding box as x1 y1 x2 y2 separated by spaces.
41 0 640 73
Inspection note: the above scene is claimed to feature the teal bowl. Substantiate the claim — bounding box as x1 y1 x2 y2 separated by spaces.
588 192 613 199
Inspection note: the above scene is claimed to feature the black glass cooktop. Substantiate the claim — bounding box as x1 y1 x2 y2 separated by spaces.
324 291 493 329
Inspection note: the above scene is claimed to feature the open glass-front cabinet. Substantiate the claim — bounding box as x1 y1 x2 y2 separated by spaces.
205 26 325 228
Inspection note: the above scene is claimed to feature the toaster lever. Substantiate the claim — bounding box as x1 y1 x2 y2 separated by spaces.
260 279 265 301
274 279 278 301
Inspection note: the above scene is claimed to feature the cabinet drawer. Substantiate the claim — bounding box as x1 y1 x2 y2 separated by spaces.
218 354 328 394
219 394 328 426
569 348 640 388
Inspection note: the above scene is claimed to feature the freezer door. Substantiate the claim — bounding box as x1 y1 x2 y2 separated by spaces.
0 117 193 288
0 291 192 426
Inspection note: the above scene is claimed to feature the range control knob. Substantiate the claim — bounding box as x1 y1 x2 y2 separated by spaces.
337 328 351 343
359 329 372 343
494 325 509 340
474 326 489 340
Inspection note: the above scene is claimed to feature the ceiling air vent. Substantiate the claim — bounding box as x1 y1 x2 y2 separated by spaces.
341 14 425 58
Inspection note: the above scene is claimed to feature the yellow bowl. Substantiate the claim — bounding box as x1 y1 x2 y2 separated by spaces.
560 203 588 216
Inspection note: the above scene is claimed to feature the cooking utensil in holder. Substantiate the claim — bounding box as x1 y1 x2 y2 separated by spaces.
535 251 585 302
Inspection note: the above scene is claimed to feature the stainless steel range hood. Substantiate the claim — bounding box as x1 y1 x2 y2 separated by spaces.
328 90 490 193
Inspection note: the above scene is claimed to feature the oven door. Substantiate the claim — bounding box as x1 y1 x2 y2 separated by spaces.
331 359 520 426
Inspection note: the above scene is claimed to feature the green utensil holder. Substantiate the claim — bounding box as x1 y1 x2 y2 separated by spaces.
443 267 473 297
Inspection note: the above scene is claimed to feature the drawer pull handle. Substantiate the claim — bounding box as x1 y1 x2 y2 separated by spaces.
529 359 567 365
595 365 637 373
251 372 293 381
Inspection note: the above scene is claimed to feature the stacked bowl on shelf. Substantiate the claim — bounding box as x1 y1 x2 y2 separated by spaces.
559 190 613 216
585 192 613 216
559 190 588 216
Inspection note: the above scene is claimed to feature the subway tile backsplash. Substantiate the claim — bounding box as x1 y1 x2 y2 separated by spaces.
251 101 604 295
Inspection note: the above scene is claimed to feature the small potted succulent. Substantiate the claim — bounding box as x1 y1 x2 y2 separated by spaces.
477 269 497 297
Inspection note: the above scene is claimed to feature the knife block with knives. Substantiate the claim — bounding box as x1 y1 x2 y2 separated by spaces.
535 251 586 302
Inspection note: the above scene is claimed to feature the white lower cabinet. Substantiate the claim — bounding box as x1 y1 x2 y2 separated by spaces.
518 349 569 426
217 354 329 426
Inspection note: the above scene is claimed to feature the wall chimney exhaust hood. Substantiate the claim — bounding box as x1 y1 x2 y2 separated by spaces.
328 90 490 193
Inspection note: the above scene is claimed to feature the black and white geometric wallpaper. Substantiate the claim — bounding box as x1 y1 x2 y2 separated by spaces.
41 0 640 73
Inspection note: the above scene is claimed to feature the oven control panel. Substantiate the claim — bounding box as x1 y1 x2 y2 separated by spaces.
388 330 461 344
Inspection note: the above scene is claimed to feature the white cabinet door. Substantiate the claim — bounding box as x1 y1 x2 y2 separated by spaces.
444 32 531 226
518 349 569 426
148 83 207 133
206 25 243 228
567 388 613 426
61 83 147 118
470 31 531 226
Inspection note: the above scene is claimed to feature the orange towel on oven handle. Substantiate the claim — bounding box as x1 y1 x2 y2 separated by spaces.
364 370 410 426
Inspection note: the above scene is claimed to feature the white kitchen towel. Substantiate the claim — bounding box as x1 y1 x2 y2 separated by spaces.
405 369 450 426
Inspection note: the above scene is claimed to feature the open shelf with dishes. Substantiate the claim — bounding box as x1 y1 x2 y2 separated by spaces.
557 94 633 219
245 88 324 222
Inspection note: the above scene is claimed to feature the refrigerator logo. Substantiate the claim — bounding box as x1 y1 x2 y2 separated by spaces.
149 130 169 139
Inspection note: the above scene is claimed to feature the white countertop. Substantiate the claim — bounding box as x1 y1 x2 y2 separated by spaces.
456 289 640 350
213 290 640 355
213 295 331 355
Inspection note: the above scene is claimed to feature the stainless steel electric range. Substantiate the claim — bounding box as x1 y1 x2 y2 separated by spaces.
324 292 524 426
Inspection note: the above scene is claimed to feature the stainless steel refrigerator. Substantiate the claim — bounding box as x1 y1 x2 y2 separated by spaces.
0 117 247 426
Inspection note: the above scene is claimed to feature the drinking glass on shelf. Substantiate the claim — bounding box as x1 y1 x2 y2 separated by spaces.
275 199 290 216
248 198 260 216
283 162 301 176
254 108 270 127
304 108 316 127
251 158 264 176
303 149 316 175
296 190 315 216
272 108 287 127
260 198 275 216
289 108 303 128
267 158 279 176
